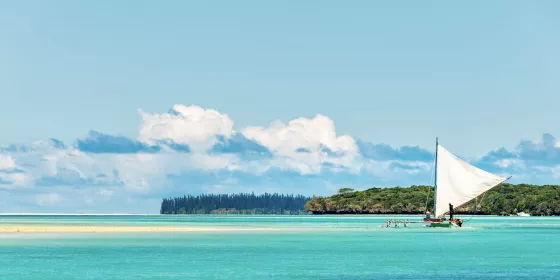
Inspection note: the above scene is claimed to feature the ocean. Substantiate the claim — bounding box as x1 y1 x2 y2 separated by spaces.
1 215 559 279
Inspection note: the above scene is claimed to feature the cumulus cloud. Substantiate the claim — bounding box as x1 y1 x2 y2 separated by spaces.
469 133 560 185
0 155 16 170
241 114 360 174
0 155 26 188
242 114 357 155
0 173 26 187
0 104 558 213
516 133 560 165
476 133 560 172
138 104 234 152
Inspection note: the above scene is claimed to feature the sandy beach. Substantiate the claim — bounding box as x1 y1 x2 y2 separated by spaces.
0 225 326 233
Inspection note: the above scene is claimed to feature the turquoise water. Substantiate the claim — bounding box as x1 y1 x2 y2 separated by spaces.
1 215 559 279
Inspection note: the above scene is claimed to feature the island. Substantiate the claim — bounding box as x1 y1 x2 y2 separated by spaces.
305 184 560 216
160 193 311 214
160 184 560 216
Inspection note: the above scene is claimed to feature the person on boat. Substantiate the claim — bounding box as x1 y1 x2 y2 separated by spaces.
425 209 431 219
449 203 454 220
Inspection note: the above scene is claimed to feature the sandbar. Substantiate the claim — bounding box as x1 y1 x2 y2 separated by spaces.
0 225 330 233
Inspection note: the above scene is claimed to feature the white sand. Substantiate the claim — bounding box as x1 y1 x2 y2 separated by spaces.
0 225 326 233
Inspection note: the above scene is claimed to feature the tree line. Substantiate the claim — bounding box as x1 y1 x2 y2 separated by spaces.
160 184 560 216
304 184 560 216
160 193 311 214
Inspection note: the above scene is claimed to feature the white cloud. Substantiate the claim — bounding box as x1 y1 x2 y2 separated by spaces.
0 155 27 189
241 114 359 173
138 104 234 152
0 155 16 170
1 104 559 213
182 153 240 171
494 159 522 169
242 114 357 155
10 173 26 184
0 173 27 189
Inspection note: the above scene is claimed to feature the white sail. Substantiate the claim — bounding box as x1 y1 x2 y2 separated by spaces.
435 145 506 218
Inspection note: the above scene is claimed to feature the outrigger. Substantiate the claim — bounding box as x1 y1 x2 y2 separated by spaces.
421 138 511 228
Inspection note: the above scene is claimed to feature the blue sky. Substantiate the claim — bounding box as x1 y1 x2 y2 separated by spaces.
0 1 559 213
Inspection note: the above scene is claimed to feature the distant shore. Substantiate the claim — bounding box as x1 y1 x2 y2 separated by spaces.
305 184 560 216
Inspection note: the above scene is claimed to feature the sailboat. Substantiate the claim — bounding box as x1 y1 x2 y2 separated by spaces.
423 138 511 228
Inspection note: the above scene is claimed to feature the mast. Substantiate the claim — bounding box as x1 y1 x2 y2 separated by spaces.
433 137 438 216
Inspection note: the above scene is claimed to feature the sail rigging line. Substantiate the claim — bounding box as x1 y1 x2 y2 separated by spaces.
452 175 512 214
465 194 486 222
463 192 486 222
465 193 486 223
463 176 512 222
478 191 489 209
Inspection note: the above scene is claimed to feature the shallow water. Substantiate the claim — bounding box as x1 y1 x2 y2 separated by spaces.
1 215 559 279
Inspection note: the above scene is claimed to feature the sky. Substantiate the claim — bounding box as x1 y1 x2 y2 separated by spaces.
0 1 559 213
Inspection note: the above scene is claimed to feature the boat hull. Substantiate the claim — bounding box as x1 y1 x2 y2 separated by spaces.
422 217 463 228
426 221 453 228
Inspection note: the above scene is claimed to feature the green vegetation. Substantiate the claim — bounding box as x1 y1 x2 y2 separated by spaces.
337 188 355 194
160 184 560 216
160 193 311 214
304 184 560 216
